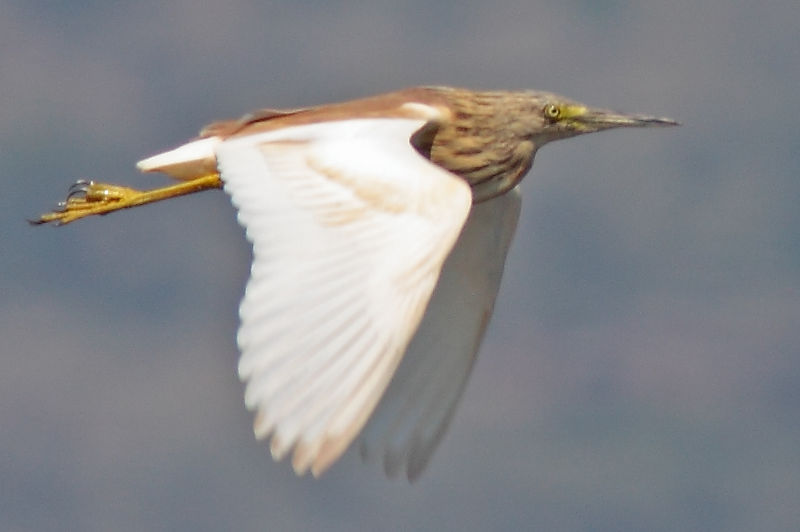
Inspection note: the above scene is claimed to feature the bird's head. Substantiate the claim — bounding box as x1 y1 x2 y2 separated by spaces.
524 92 679 146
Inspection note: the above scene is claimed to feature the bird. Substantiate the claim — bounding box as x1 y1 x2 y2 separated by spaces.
33 85 677 480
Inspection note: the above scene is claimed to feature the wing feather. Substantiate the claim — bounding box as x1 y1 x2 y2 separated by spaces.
216 115 472 476
360 187 522 480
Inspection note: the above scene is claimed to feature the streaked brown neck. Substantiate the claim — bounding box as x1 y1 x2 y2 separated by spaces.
426 87 539 202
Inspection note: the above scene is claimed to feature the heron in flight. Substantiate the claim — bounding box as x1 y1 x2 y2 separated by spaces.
34 86 677 480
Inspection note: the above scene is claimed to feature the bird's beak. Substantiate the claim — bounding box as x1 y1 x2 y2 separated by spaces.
573 107 679 130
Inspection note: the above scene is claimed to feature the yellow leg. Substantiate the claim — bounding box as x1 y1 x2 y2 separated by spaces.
31 174 223 226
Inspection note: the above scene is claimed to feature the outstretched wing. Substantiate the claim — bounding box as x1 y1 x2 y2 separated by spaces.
216 115 472 477
360 187 521 481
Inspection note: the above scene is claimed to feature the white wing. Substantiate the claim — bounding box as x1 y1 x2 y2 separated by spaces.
216 117 472 477
359 187 521 480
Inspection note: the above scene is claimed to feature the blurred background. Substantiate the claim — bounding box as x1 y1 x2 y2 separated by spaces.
2 1 798 530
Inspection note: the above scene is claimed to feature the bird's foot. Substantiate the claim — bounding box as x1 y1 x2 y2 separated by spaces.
30 180 145 225
30 174 224 226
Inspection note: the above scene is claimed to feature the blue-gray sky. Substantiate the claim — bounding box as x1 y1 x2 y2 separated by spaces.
2 1 799 530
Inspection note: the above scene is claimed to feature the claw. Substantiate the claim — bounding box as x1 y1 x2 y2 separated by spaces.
29 179 113 226
66 179 94 200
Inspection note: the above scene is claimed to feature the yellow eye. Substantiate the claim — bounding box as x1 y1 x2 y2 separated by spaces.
544 103 561 120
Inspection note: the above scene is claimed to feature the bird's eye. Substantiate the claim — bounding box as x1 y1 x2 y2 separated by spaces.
543 103 561 120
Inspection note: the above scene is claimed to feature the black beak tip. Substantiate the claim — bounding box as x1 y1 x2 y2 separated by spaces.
649 117 681 127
